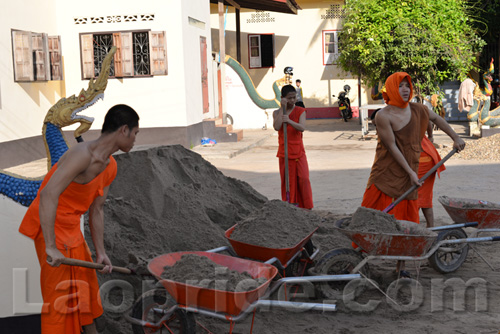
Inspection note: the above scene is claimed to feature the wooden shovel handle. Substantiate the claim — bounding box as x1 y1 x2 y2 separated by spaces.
60 257 132 274
383 148 458 213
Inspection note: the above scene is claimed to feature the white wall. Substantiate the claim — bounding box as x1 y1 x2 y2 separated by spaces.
0 195 42 317
210 0 370 110
55 0 191 130
181 0 217 124
0 0 62 143
225 65 268 129
1 0 218 145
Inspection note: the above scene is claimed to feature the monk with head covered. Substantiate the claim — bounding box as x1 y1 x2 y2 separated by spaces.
361 72 465 278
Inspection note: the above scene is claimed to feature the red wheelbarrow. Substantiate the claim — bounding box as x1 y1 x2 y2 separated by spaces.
126 246 360 334
311 217 500 299
438 196 500 231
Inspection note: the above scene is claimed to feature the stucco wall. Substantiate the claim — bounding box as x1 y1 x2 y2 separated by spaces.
1 0 216 145
56 0 215 131
0 0 63 143
209 0 376 114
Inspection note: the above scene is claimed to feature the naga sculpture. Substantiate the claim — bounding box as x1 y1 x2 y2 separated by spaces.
467 58 500 126
0 46 116 207
225 55 280 109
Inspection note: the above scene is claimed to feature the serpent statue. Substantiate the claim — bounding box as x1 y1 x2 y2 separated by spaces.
467 58 500 126
0 46 116 207
225 55 281 109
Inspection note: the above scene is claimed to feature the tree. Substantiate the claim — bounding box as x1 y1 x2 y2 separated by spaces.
467 0 500 71
338 0 485 97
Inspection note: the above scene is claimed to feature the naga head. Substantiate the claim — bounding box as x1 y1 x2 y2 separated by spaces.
44 46 117 138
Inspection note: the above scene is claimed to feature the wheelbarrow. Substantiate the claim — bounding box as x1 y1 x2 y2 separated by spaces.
223 224 319 276
125 251 360 334
312 218 500 299
438 196 500 232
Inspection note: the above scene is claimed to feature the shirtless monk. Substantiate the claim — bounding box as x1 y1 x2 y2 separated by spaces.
362 72 465 277
19 104 139 333
273 84 313 209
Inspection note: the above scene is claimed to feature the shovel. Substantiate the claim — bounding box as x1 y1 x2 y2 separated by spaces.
283 108 298 206
383 148 457 213
283 120 291 204
47 256 145 275
59 257 134 274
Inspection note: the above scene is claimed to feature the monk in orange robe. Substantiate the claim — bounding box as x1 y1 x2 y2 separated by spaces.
361 72 465 277
273 84 313 209
19 104 139 333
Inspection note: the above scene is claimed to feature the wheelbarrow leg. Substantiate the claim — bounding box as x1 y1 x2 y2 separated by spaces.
469 244 496 271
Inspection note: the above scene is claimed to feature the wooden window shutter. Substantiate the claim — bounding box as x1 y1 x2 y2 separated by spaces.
31 33 50 80
149 31 167 75
80 34 94 79
120 32 133 76
112 33 123 77
12 30 34 81
48 36 63 80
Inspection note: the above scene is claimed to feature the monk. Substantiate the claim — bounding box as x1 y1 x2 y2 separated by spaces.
273 84 313 209
362 72 465 277
19 104 139 333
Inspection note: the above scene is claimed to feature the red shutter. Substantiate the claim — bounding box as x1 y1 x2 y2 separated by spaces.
11 30 34 81
80 34 94 78
48 36 63 80
112 33 123 77
149 31 167 75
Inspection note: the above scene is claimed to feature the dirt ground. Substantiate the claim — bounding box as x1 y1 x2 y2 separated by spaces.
192 119 500 334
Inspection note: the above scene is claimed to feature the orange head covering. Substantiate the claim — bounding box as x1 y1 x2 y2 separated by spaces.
382 72 413 108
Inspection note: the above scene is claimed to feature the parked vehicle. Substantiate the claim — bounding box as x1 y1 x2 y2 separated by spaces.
333 85 353 122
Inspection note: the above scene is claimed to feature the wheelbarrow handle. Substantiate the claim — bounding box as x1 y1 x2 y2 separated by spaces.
383 148 458 213
57 257 133 274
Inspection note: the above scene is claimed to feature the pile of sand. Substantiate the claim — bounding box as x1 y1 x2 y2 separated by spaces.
229 199 320 248
343 207 402 234
85 145 268 333
83 145 350 334
161 254 267 292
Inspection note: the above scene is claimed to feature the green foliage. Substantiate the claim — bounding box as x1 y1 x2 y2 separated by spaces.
338 0 486 96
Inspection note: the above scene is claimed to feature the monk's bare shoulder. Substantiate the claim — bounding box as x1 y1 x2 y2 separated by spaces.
57 142 92 167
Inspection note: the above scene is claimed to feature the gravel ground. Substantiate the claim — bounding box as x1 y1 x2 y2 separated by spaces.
438 133 500 162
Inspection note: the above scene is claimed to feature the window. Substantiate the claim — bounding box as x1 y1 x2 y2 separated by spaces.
323 30 341 65
80 30 167 79
11 30 63 82
248 34 274 69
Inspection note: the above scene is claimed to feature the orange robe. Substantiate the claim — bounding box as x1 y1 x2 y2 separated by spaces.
19 157 117 334
417 136 445 209
362 73 428 224
277 106 313 209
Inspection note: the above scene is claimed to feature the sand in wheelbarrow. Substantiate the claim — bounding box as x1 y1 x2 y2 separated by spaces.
161 253 267 292
342 207 403 234
229 199 321 248
342 207 435 236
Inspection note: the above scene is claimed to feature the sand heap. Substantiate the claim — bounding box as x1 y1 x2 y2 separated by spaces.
161 254 267 292
229 199 320 248
83 145 350 333
85 145 268 333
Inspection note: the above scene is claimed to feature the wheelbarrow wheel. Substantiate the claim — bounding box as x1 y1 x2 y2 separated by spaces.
314 248 369 299
131 289 196 334
428 228 469 274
